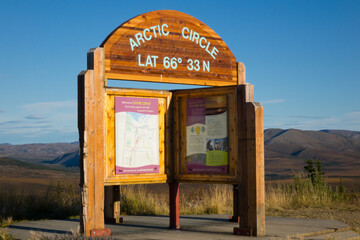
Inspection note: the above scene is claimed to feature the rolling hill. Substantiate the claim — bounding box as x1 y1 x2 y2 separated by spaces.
0 142 79 161
265 129 360 179
1 129 359 179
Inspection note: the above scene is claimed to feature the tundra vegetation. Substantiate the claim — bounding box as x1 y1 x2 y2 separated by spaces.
0 159 359 239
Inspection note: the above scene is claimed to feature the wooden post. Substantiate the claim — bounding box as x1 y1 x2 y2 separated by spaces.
78 47 110 237
169 182 180 229
233 83 265 236
104 186 122 224
246 102 265 236
237 62 246 85
229 184 240 222
231 62 247 223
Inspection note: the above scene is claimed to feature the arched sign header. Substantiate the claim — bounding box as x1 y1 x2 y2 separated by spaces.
101 10 237 85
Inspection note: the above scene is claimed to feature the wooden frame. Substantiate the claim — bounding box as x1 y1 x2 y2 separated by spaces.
78 9 265 237
104 87 172 185
173 86 239 183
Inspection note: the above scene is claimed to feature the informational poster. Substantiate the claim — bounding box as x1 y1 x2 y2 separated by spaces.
186 96 228 174
115 97 159 174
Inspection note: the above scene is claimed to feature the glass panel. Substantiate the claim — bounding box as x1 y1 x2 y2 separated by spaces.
185 95 229 174
114 96 160 174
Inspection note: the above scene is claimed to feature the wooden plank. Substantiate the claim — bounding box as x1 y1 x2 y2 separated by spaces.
78 70 87 235
79 47 106 237
173 95 181 181
104 186 114 221
165 92 173 180
227 89 238 177
101 10 237 86
173 86 236 97
231 184 240 222
245 102 265 236
79 69 96 236
169 182 180 229
236 84 252 234
91 48 106 233
179 97 187 175
237 62 246 85
234 93 265 236
104 186 121 224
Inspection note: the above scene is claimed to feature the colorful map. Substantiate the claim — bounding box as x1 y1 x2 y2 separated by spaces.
115 97 159 174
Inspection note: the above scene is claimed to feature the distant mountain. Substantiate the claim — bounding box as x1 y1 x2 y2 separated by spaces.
0 142 79 160
265 129 360 179
1 129 359 179
42 149 80 167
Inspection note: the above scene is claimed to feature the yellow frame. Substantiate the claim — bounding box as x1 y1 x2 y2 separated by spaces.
104 87 172 185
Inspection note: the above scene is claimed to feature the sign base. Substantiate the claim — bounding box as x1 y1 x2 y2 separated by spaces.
233 227 252 236
91 228 111 237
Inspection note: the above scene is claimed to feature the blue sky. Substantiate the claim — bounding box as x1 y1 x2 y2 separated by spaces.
0 0 359 144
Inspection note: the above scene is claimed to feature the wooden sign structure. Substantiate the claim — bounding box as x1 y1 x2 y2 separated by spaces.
78 10 265 237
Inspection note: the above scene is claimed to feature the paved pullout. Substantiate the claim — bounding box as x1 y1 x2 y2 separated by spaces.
7 215 360 239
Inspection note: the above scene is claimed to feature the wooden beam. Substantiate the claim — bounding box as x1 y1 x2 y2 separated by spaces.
236 84 250 232
104 186 121 224
169 182 180 229
234 98 265 236
234 83 265 236
245 102 265 236
79 47 108 237
237 62 246 85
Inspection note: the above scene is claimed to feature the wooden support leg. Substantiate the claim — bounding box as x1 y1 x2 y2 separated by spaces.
169 182 180 229
229 184 240 222
234 101 265 236
104 186 122 224
79 48 110 237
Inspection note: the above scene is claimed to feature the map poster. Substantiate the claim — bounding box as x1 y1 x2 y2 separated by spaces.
115 97 159 174
186 96 228 174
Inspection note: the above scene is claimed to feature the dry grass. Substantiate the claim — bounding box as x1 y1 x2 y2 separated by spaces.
180 184 232 215
119 184 233 216
0 182 80 227
265 174 360 233
266 174 352 210
0 228 15 240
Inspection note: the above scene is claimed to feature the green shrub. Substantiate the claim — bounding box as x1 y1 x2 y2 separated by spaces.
266 159 350 210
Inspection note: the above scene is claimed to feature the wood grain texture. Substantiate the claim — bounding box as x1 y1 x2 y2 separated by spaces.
78 48 106 236
237 62 246 85
246 102 265 236
245 102 265 236
104 87 171 185
173 86 238 183
101 10 237 86
235 83 265 236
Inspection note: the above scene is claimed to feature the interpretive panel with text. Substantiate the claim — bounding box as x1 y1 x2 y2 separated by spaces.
186 96 228 174
115 97 159 174
174 86 239 183
103 88 171 185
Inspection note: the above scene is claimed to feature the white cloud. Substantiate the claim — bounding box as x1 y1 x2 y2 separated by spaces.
0 100 77 143
264 111 360 131
22 100 76 113
262 99 287 104
25 115 44 120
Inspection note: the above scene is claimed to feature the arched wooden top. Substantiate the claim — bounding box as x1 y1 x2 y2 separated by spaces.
101 10 237 86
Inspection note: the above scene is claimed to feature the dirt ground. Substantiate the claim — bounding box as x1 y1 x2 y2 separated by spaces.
267 207 360 234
